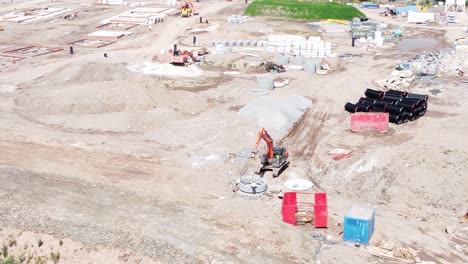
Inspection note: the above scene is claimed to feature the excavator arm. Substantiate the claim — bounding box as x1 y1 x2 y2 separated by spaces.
251 127 274 159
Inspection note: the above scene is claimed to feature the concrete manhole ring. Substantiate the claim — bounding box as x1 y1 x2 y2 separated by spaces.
238 176 268 194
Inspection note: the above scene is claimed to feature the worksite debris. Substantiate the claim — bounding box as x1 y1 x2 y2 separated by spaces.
228 15 247 23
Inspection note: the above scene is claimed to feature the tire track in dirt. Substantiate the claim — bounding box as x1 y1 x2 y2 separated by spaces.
281 105 330 161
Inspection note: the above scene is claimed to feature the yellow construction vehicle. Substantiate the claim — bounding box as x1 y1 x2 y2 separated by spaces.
180 2 198 17
0 25 4 31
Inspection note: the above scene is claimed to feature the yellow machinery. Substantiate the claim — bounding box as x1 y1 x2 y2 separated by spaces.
0 25 3 31
180 2 194 18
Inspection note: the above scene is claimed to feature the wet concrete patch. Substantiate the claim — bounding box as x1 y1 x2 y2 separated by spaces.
398 38 440 51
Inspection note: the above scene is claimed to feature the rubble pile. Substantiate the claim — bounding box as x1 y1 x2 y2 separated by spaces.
228 15 247 23
374 70 415 91
375 49 466 91
438 51 467 76
405 50 467 76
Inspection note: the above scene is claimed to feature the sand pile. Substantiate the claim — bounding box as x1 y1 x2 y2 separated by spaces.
239 95 312 140
128 62 204 77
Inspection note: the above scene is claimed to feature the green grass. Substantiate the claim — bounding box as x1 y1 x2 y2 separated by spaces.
0 256 15 264
245 1 364 20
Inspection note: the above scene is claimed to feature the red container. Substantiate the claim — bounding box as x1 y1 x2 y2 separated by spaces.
281 192 328 228
282 205 298 226
315 192 327 205
283 192 297 206
351 112 389 133
314 203 328 228
282 192 298 226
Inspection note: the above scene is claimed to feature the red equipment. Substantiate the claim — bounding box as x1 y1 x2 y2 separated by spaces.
351 112 389 133
282 192 328 228
251 127 289 177
171 49 197 65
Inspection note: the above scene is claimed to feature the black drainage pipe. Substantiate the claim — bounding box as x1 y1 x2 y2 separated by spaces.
374 100 392 107
379 98 398 104
382 94 404 100
401 98 422 105
389 114 403 124
359 97 377 104
385 104 405 114
401 112 409 123
355 103 374 112
406 93 428 101
365 88 384 99
385 90 408 96
345 102 361 113
395 101 417 111
409 111 419 121
369 106 385 112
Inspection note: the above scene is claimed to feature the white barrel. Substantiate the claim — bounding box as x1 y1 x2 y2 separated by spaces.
291 55 305 66
314 59 322 72
303 59 317 73
256 75 274 91
275 54 289 65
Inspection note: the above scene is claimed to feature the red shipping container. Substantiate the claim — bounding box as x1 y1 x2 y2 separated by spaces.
351 113 389 133
314 203 328 228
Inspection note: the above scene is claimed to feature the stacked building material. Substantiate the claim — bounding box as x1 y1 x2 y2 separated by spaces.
344 89 428 124
228 15 247 23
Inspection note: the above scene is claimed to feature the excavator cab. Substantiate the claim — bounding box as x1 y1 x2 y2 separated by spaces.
252 128 289 177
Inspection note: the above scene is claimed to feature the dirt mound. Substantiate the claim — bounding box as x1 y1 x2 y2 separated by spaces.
145 117 228 148
16 80 164 116
14 78 213 133
35 62 139 84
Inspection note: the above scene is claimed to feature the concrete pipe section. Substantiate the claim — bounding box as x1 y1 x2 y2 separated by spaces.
238 176 268 194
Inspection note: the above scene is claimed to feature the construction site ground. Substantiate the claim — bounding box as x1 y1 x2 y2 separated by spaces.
0 1 467 263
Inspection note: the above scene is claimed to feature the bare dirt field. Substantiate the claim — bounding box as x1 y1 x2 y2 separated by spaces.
0 1 467 263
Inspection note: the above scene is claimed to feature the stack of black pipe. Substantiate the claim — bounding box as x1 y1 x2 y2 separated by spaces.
345 88 428 125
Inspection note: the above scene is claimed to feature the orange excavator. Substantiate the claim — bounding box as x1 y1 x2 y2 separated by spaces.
251 127 289 177
171 48 197 65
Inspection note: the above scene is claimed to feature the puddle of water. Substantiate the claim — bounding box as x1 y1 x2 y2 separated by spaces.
398 38 440 50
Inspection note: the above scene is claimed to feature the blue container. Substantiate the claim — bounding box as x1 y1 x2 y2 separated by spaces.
343 207 375 245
